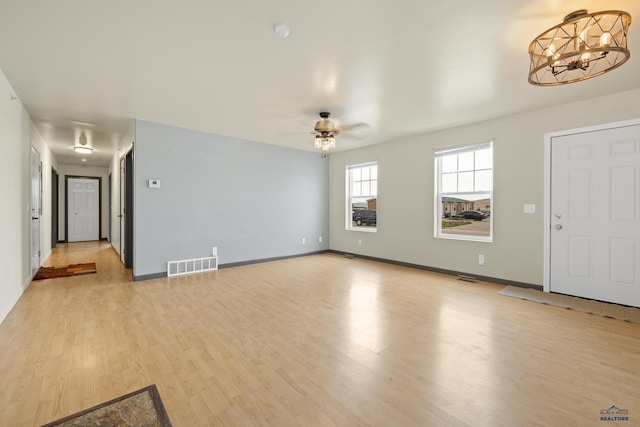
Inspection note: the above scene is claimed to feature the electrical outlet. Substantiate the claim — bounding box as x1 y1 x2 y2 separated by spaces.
358 239 362 246
319 236 323 243
302 238 306 245
524 204 536 214
212 246 218 256
479 254 485 265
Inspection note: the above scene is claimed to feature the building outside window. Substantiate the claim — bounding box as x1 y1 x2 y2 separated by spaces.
435 142 492 241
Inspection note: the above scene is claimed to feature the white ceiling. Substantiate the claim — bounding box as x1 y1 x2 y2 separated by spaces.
1 0 638 167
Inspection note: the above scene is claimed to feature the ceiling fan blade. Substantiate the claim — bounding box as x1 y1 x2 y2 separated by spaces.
335 122 373 139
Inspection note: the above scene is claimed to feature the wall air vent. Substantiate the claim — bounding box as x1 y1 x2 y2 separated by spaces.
167 256 218 277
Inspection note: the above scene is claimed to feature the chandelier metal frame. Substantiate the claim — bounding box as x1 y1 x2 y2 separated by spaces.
528 10 631 86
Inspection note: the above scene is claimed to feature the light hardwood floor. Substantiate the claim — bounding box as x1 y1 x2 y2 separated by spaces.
1 242 639 426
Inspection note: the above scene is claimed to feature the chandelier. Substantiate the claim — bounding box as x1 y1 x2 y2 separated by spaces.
313 112 336 151
528 10 631 86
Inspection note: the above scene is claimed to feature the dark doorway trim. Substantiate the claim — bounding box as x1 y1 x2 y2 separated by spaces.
51 168 59 249
108 172 112 243
123 150 134 269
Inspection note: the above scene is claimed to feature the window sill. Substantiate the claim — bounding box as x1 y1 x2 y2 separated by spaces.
435 234 492 242
347 227 377 233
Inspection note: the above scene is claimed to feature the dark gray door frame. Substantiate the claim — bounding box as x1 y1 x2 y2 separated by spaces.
51 168 59 248
124 149 134 269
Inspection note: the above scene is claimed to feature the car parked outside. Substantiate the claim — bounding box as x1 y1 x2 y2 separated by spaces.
451 210 487 221
352 209 377 226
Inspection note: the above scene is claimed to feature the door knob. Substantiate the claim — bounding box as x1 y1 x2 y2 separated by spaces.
554 224 563 230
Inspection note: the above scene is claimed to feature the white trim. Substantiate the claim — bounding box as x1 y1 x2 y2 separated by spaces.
543 118 640 294
433 138 496 155
543 132 551 293
346 160 377 170
119 142 134 161
544 118 640 140
349 227 377 233
434 140 493 157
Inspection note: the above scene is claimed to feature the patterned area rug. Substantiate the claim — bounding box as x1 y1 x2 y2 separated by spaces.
498 286 640 323
33 262 96 280
41 385 173 427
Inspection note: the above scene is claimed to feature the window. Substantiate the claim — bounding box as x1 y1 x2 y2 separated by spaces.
435 142 492 241
347 162 377 231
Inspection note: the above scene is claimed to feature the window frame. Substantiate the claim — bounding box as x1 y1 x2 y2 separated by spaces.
346 161 378 232
435 141 493 242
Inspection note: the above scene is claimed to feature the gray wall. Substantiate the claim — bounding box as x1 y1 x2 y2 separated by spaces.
133 120 329 278
329 88 640 287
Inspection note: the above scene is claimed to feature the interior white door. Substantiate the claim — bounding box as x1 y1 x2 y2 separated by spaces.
550 123 640 307
68 178 99 242
31 147 41 276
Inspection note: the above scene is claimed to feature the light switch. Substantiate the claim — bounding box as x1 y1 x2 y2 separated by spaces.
148 179 160 188
524 204 535 214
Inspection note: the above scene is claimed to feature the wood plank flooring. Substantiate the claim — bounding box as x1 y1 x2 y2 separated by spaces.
0 241 639 426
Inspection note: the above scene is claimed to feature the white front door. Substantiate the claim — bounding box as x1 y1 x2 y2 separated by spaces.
31 147 41 276
68 178 100 242
550 123 640 307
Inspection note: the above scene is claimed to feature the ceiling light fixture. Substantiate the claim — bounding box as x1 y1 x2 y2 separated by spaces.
528 10 631 86
74 133 93 154
313 112 336 151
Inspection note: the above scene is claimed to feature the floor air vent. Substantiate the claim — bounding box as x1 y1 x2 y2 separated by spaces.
167 256 218 277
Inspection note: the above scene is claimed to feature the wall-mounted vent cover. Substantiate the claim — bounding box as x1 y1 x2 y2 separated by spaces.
167 256 218 277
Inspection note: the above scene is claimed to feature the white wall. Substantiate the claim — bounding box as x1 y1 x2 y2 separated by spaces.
0 68 57 324
57 164 110 241
329 88 640 286
31 122 58 262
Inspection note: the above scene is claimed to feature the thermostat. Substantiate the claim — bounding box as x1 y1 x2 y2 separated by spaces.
148 179 160 188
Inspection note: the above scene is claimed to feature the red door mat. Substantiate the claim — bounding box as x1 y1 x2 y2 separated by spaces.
33 262 97 280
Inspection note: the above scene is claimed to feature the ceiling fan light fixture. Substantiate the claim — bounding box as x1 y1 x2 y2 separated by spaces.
313 112 338 151
528 10 632 86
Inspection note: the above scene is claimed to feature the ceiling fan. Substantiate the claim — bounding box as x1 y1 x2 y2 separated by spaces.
313 112 337 151
308 111 373 151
